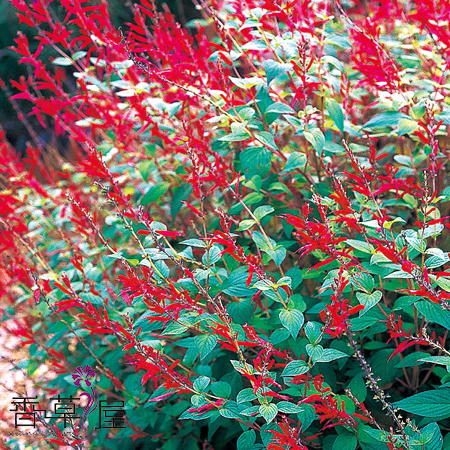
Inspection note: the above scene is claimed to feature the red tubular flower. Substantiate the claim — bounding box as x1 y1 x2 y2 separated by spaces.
155 230 184 238
350 19 401 92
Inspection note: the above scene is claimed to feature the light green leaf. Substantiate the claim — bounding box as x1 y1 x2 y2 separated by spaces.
266 103 296 115
193 376 210 392
237 219 256 231
283 152 307 172
194 335 217 359
266 246 287 266
254 205 274 220
52 56 73 66
398 118 418 136
180 239 207 248
350 272 374 293
264 60 291 84
304 322 322 345
237 388 257 404
362 111 410 130
282 360 309 377
259 403 278 423
346 239 374 254
258 131 277 150
277 401 303 413
316 348 349 363
356 291 382 315
326 98 344 133
418 356 450 366
304 129 325 152
279 309 304 339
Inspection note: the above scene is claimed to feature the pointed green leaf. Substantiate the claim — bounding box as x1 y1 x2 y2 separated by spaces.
279 309 304 339
326 98 344 133
259 403 278 423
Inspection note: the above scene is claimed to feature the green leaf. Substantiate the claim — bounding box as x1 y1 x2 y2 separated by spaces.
227 298 253 324
252 231 272 252
282 360 309 378
72 51 87 60
194 335 217 359
326 98 344 133
283 152 307 172
347 373 367 401
266 246 287 267
219 401 244 419
385 270 413 279
414 423 443 450
304 322 322 345
243 192 264 205
240 405 260 417
346 239 374 254
279 309 304 339
362 111 410 130
316 348 349 363
332 434 357 450
276 401 303 413
325 34 352 50
286 267 303 289
220 124 250 142
306 344 324 362
393 389 450 418
223 269 255 297
356 291 382 315
436 277 450 293
395 352 429 368
257 131 277 150
322 55 345 73
240 147 272 179
162 322 188 335
276 276 292 288
418 356 450 366
237 388 257 404
202 246 221 265
415 301 450 330
211 381 231 398
398 118 418 136
181 239 207 248
323 142 345 154
259 403 278 423
237 430 256 450
350 272 374 293
193 376 210 392
304 128 325 152
53 56 73 66
171 184 193 220
254 205 274 221
140 182 170 205
264 60 291 84
230 76 264 89
425 252 450 269
138 160 154 182
237 219 256 231
266 103 296 115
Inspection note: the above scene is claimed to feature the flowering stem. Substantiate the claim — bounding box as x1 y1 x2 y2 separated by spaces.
345 326 411 449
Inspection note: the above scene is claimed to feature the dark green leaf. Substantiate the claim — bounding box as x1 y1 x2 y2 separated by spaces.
393 389 450 418
237 430 256 450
